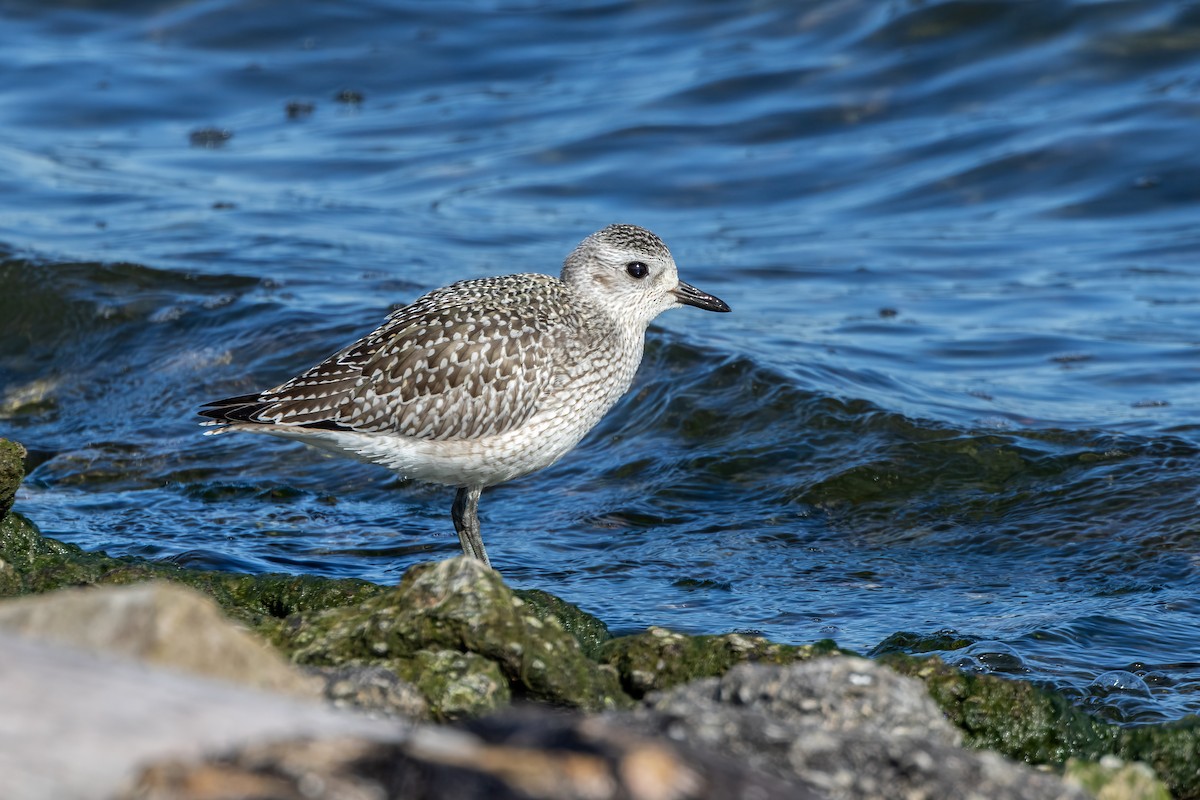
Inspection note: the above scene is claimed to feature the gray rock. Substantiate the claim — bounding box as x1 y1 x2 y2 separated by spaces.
0 631 814 800
0 580 320 697
627 658 1089 800
0 632 406 800
122 706 822 800
315 664 431 719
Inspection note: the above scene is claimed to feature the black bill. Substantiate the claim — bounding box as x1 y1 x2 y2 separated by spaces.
673 281 731 313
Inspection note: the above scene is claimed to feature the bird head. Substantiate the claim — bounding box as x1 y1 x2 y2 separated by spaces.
561 224 730 329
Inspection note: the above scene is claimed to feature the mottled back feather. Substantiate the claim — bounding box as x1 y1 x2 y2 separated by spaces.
200 274 599 441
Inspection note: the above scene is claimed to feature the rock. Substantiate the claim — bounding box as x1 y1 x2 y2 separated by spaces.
0 508 129 597
314 664 430 719
274 556 631 714
0 632 404 800
121 706 819 800
0 581 318 697
312 652 508 724
1112 721 1200 800
0 437 24 518
311 653 508 721
882 653 1200 799
1063 756 1171 800
627 658 1090 800
598 624 843 697
400 649 511 720
514 587 612 659
881 651 1118 763
0 513 30 596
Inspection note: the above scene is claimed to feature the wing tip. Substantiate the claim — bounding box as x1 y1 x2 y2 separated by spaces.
197 393 358 434
197 392 270 425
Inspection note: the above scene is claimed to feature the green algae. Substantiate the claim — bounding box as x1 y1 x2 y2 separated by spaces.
0 511 129 593
1117 722 1200 800
0 435 380 625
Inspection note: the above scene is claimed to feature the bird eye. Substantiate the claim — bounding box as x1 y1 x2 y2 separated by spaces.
625 261 649 279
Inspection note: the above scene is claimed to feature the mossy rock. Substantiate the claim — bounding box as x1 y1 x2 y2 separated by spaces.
514 587 611 660
598 625 846 697
883 653 1200 799
0 514 30 595
1115 721 1200 800
0 507 624 716
0 438 25 519
273 557 631 713
0 511 127 595
394 649 511 721
881 652 1118 764
1063 757 1171 800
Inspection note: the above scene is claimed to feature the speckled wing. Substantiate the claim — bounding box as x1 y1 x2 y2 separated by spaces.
200 274 581 441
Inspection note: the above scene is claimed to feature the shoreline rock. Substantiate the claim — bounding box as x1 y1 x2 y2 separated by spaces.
0 580 321 698
0 437 24 518
0 632 406 800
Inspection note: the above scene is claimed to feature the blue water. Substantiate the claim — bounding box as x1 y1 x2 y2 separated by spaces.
2 0 1200 724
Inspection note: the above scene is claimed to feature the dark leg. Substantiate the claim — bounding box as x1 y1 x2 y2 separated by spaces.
452 486 489 566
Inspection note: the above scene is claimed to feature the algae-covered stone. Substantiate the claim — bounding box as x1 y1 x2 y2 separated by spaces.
161 569 386 630
599 625 844 697
514 587 611 660
397 649 510 720
0 438 25 519
0 554 17 597
882 653 1200 799
0 513 41 593
0 510 128 596
3 429 1196 796
1114 719 1200 800
1064 756 1171 800
275 557 631 712
881 652 1117 764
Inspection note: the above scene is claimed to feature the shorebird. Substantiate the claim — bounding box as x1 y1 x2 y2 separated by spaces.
199 224 730 565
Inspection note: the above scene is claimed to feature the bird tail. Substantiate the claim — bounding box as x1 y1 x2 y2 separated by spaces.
197 393 272 433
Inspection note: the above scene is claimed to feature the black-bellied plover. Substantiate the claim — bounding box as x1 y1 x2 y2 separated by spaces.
199 224 730 565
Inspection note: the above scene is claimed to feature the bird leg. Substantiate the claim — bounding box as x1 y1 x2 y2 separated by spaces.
452 486 490 566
